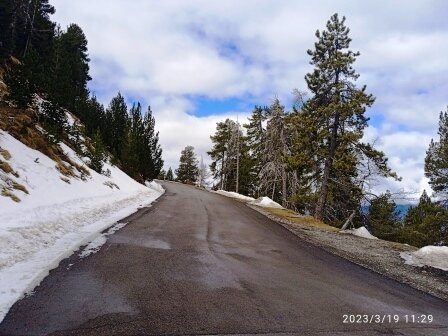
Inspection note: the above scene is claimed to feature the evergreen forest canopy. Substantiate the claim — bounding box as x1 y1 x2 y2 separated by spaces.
0 0 163 181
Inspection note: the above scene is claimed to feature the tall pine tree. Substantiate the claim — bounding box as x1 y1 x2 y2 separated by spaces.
296 14 395 222
166 167 174 181
425 108 448 202
176 146 199 184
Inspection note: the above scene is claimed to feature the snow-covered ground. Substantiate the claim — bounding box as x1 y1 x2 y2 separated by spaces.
214 190 284 209
0 130 164 322
214 190 255 202
400 246 448 271
250 196 283 209
344 226 378 240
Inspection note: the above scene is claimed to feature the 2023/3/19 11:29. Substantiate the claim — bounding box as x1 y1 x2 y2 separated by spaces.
342 314 434 324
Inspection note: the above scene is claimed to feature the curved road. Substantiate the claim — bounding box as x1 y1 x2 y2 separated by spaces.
1 182 447 335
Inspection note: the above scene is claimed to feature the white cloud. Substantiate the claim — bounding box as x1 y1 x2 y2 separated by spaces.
51 0 448 195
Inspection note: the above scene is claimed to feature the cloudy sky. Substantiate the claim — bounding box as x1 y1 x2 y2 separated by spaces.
51 0 448 200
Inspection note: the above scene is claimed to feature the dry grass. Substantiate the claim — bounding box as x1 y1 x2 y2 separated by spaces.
0 159 18 177
12 182 28 194
1 188 20 202
0 105 90 179
260 207 339 232
0 148 11 160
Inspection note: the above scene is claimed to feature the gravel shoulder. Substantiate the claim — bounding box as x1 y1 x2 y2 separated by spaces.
249 205 448 302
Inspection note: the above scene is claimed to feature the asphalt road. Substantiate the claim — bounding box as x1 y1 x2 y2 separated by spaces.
1 181 447 336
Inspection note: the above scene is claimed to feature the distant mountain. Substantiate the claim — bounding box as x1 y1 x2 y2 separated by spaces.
361 203 413 219
395 204 413 218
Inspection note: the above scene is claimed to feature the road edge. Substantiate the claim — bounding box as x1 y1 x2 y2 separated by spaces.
247 204 448 302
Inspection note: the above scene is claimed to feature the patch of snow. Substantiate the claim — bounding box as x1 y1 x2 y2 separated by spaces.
78 222 128 259
250 196 283 209
214 190 255 202
79 236 108 259
400 246 448 271
0 130 164 322
345 227 378 240
147 180 165 193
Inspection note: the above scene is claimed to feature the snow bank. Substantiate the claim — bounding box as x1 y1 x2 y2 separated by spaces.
214 190 255 202
400 246 448 271
250 196 283 209
214 191 283 209
346 227 378 240
0 130 164 322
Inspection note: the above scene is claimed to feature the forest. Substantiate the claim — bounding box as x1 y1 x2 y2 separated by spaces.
0 0 163 182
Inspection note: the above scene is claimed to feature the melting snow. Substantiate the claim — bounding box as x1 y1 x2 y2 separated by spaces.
346 227 378 240
214 190 255 202
250 196 283 209
400 246 448 271
0 130 164 322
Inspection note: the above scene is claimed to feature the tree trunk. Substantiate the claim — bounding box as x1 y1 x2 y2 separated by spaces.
341 210 356 230
281 166 287 207
315 112 340 221
220 152 225 190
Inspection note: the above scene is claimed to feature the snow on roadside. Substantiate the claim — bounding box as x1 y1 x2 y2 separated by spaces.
78 222 127 259
250 196 283 209
0 130 164 322
214 190 255 202
214 190 284 209
343 227 378 240
400 246 448 271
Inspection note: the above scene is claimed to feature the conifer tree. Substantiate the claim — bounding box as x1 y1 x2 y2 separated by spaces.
244 105 267 195
88 129 106 173
142 106 163 180
50 24 90 112
176 146 199 184
4 62 33 108
296 13 396 222
121 103 144 179
208 119 234 189
402 190 448 247
166 167 174 181
198 156 210 188
259 99 290 205
40 100 67 143
367 192 402 241
425 108 448 202
158 169 166 180
105 93 128 161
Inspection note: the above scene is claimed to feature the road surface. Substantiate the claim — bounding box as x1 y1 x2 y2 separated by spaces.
1 182 447 335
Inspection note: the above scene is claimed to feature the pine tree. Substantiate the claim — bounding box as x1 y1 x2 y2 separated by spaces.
105 93 128 161
50 24 90 112
198 156 209 188
402 190 448 247
297 13 395 222
166 167 174 181
367 192 402 241
0 0 55 61
158 169 166 180
121 103 144 179
4 62 33 108
142 106 163 180
259 98 291 206
40 100 67 143
88 129 106 173
244 105 267 195
208 119 234 189
425 108 448 202
176 146 199 184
